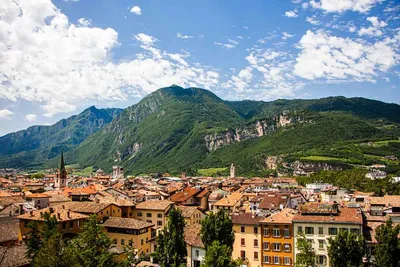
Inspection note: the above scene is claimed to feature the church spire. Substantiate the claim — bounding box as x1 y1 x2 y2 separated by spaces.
59 150 66 173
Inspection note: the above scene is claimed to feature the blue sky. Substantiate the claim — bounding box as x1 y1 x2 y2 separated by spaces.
0 0 399 136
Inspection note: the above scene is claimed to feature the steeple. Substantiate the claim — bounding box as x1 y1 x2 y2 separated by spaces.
59 150 66 173
55 150 67 189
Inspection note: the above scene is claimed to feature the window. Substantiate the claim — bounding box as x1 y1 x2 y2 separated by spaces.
241 226 245 233
129 240 133 246
121 239 125 245
263 242 269 250
273 228 280 237
241 238 245 246
254 239 258 247
37 200 40 204
146 220 152 223
141 239 144 245
101 211 103 215
254 252 259 260
113 238 117 244
284 257 291 265
137 212 142 217
69 221 74 228
274 256 279 264
318 227 324 235
146 213 152 217
284 229 290 237
263 256 270 263
113 210 115 214
254 227 258 234
305 227 314 235
318 255 326 265
284 243 290 252
298 226 303 233
106 210 109 215
318 240 324 249
157 221 162 226
240 251 246 260
195 250 199 257
350 228 360 235
273 243 281 251
329 227 338 235
263 228 269 236
157 213 163 218
62 222 66 230
129 212 132 217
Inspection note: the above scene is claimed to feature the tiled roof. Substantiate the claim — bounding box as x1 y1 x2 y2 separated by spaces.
103 217 154 230
231 213 265 225
196 189 209 198
26 193 50 198
258 193 290 210
260 208 296 224
214 192 242 207
16 206 88 222
293 207 363 225
0 218 19 243
177 206 199 218
170 188 200 203
135 200 174 211
59 202 111 214
184 223 204 248
0 245 31 267
369 195 400 207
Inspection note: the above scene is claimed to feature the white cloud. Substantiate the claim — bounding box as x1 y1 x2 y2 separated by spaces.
25 114 37 122
309 0 381 13
0 109 14 119
130 6 141 15
294 30 398 82
214 39 239 49
0 0 220 117
77 18 91 27
282 32 295 40
285 10 298 18
177 33 194 39
306 16 320 25
358 16 387 36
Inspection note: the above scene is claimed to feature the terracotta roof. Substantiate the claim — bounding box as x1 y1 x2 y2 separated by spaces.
26 193 50 198
184 223 204 248
232 213 265 225
59 202 111 214
170 187 200 203
260 208 296 224
103 217 154 230
177 206 199 218
293 207 363 225
0 245 31 267
0 218 19 243
0 197 25 208
16 206 88 222
135 200 174 211
369 195 400 207
258 193 290 210
214 192 242 207
196 189 209 198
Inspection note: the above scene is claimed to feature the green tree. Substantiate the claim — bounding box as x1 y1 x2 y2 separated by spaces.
295 232 316 267
25 221 42 260
328 230 365 267
200 209 234 249
375 219 400 267
202 241 241 267
70 215 118 267
154 207 187 267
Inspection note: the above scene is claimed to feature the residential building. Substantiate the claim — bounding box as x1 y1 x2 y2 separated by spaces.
293 204 363 267
232 213 265 267
134 200 174 229
25 193 50 209
170 187 201 206
103 217 154 257
320 187 347 203
177 206 205 225
260 208 295 266
59 202 121 222
185 223 205 267
213 192 243 213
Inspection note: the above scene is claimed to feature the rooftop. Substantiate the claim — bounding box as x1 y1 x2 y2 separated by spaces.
103 217 154 230
260 208 296 224
59 202 111 214
16 206 89 222
177 206 200 218
231 213 265 225
135 200 174 211
184 223 204 248
293 207 363 225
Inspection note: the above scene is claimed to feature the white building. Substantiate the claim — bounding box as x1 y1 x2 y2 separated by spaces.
304 183 333 197
320 187 347 203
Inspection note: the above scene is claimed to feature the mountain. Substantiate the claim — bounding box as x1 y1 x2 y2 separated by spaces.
1 86 400 175
0 106 122 168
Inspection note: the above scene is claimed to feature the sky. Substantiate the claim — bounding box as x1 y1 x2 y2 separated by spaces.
0 0 399 136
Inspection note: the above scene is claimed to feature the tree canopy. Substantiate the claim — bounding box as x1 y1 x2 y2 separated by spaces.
328 230 365 267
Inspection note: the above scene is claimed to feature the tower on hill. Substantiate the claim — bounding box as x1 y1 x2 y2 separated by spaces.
55 151 67 189
230 163 236 178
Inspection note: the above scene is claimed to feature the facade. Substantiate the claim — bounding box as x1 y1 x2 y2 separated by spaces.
60 202 121 222
185 224 205 267
213 192 243 213
103 217 154 256
25 193 50 209
293 204 363 266
134 200 174 229
112 166 124 180
55 152 67 189
260 208 295 266
17 206 88 240
177 206 205 225
232 213 265 267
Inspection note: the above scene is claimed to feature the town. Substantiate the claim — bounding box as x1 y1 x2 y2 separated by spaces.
0 152 399 267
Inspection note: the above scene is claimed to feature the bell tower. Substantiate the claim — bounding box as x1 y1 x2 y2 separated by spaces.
55 151 67 189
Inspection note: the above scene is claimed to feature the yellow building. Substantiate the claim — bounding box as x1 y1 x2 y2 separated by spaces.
177 206 205 225
133 200 174 229
213 192 243 213
59 201 122 222
103 217 155 257
232 213 265 267
16 206 88 240
260 208 296 266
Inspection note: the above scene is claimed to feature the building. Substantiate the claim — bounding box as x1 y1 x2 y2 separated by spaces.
25 193 50 209
103 217 155 257
134 200 174 229
185 223 205 267
113 166 124 180
293 204 363 267
213 192 243 213
55 151 67 189
17 206 89 240
177 206 205 225
232 213 265 267
170 187 201 206
260 208 295 266
230 163 236 178
59 202 121 222
320 187 347 203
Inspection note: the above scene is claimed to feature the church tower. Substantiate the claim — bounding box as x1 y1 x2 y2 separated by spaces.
55 151 67 189
230 163 236 178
